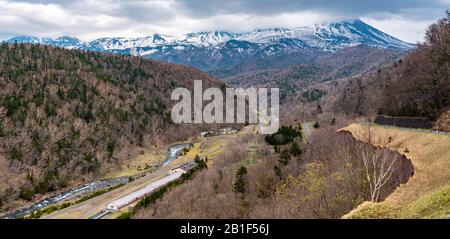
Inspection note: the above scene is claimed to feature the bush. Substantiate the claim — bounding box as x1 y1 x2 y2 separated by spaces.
3 95 22 116
106 140 116 158
54 59 65 70
19 185 34 201
313 121 320 129
44 101 57 117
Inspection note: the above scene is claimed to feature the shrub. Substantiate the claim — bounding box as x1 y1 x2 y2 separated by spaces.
44 101 57 117
313 121 320 129
3 95 22 116
106 140 116 158
8 147 23 162
54 59 65 70
19 185 34 201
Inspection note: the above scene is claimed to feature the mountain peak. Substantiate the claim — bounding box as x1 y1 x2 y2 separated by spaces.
6 19 414 58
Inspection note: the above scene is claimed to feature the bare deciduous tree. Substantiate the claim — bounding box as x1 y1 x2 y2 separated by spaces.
362 148 398 202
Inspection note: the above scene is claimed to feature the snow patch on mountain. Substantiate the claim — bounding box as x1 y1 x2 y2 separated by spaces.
7 19 414 59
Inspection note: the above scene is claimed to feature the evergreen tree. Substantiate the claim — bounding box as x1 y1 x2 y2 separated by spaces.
234 166 248 194
317 104 323 114
279 149 291 165
330 118 336 125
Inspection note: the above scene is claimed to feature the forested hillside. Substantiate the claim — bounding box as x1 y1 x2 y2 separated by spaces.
333 12 450 120
224 45 405 101
280 12 449 125
0 43 223 208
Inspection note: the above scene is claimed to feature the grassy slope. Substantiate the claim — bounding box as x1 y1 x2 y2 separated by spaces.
342 124 450 218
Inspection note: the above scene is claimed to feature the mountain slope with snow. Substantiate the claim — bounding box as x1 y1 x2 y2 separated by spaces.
7 19 414 76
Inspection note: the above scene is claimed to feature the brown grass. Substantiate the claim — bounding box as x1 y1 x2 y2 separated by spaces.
342 123 450 218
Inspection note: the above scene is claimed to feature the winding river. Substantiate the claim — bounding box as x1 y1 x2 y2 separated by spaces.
160 143 192 166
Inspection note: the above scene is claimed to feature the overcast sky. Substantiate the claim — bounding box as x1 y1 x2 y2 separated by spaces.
0 0 448 43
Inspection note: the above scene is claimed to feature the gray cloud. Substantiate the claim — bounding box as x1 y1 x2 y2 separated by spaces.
0 0 448 42
177 0 443 18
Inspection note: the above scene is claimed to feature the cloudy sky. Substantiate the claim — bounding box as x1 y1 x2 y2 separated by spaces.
0 0 448 43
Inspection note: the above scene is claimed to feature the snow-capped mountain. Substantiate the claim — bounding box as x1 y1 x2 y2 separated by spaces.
7 19 414 76
9 35 84 49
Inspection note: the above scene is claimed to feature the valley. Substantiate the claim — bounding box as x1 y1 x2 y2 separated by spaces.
0 10 449 220
41 126 248 219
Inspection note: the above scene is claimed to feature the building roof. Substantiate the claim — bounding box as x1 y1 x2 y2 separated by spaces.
108 172 183 210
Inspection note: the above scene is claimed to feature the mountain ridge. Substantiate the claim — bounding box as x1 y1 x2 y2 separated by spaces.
7 19 414 76
7 19 414 51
